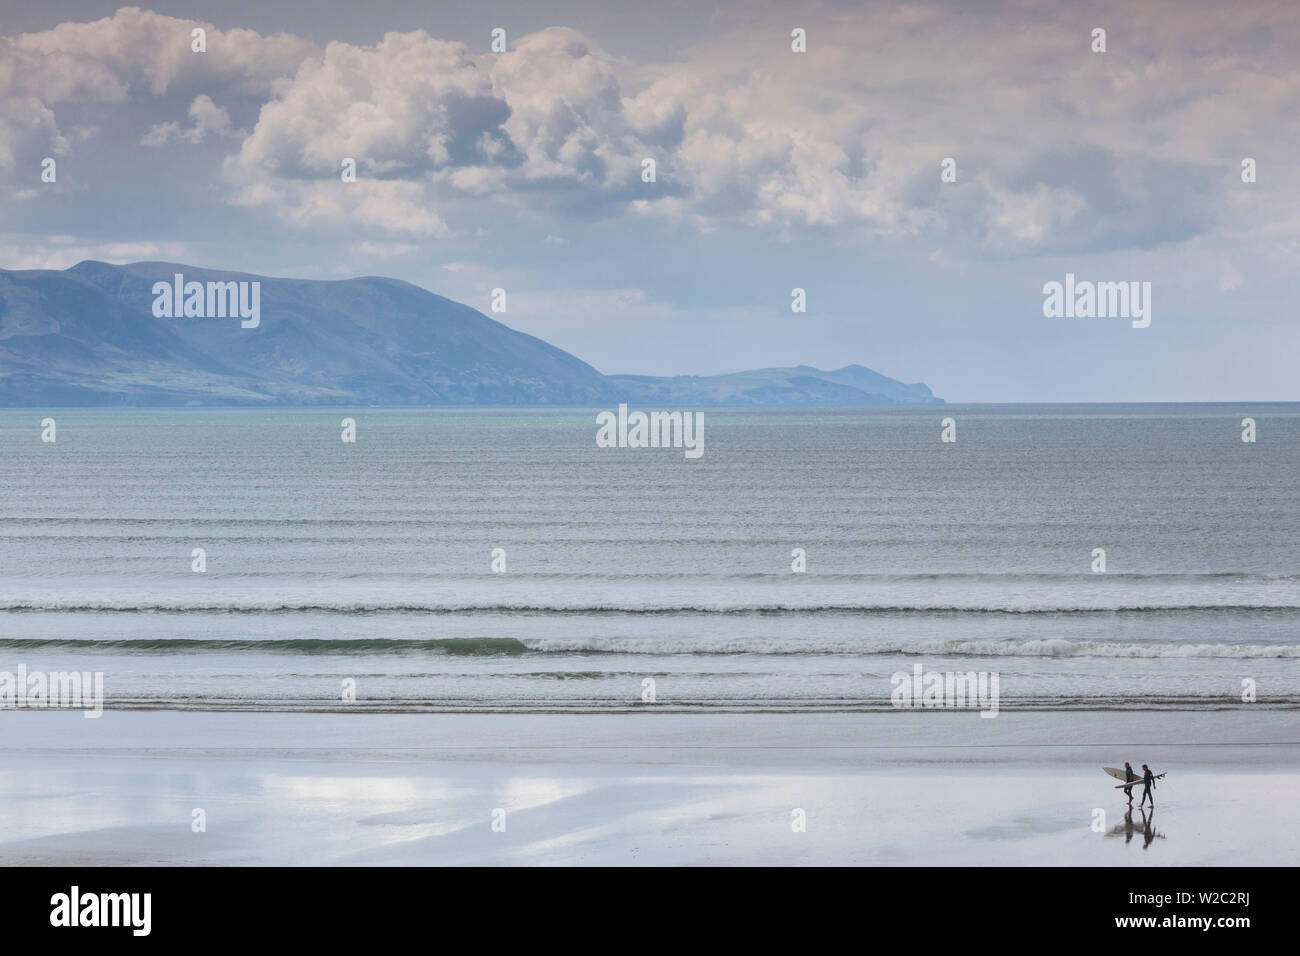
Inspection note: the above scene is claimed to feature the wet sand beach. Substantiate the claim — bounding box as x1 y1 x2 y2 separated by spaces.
2 709 1296 866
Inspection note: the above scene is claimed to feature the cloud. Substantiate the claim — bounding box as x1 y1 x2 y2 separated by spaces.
0 6 314 170
6 1 1300 261
226 30 497 180
224 178 450 238
13 5 316 96
142 94 235 146
219 26 656 231
486 28 644 190
0 237 195 271
614 0 1297 254
209 1 1300 255
347 240 420 260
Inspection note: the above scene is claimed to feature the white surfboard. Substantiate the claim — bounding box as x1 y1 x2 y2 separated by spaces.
1114 773 1165 788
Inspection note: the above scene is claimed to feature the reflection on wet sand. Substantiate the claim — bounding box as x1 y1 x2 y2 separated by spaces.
1106 808 1166 850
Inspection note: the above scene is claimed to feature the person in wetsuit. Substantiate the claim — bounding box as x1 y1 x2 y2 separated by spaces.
1122 762 1137 805
1140 763 1157 808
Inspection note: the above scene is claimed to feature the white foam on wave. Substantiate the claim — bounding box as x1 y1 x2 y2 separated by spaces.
521 637 1300 659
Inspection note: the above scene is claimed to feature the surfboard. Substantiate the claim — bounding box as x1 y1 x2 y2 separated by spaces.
1113 773 1166 788
1103 767 1138 783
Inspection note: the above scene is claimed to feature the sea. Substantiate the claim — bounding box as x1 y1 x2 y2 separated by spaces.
1 405 1297 713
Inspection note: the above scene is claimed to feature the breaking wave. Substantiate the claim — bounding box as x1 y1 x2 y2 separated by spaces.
3 636 1297 659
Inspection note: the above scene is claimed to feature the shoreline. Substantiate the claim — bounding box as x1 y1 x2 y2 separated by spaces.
3 710 1297 866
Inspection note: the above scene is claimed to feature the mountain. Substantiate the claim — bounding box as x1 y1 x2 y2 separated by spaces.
0 261 940 406
609 365 940 405
0 261 617 406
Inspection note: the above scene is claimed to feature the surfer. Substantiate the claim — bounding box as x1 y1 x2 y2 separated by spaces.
1139 764 1157 808
1122 762 1137 805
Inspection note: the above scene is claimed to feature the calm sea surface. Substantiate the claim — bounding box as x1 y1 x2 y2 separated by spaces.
1 405 1297 712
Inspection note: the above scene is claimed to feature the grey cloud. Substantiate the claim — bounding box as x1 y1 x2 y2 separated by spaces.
5 2 1298 259
1 7 314 171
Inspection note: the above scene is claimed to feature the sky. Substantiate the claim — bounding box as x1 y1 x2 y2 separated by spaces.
1 0 1297 401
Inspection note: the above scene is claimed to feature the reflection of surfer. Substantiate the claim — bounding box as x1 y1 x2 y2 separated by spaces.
1122 762 1137 805
1139 764 1157 808
1106 808 1162 847
1140 808 1157 849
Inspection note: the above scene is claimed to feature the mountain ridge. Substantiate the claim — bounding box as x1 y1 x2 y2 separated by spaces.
0 260 941 407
